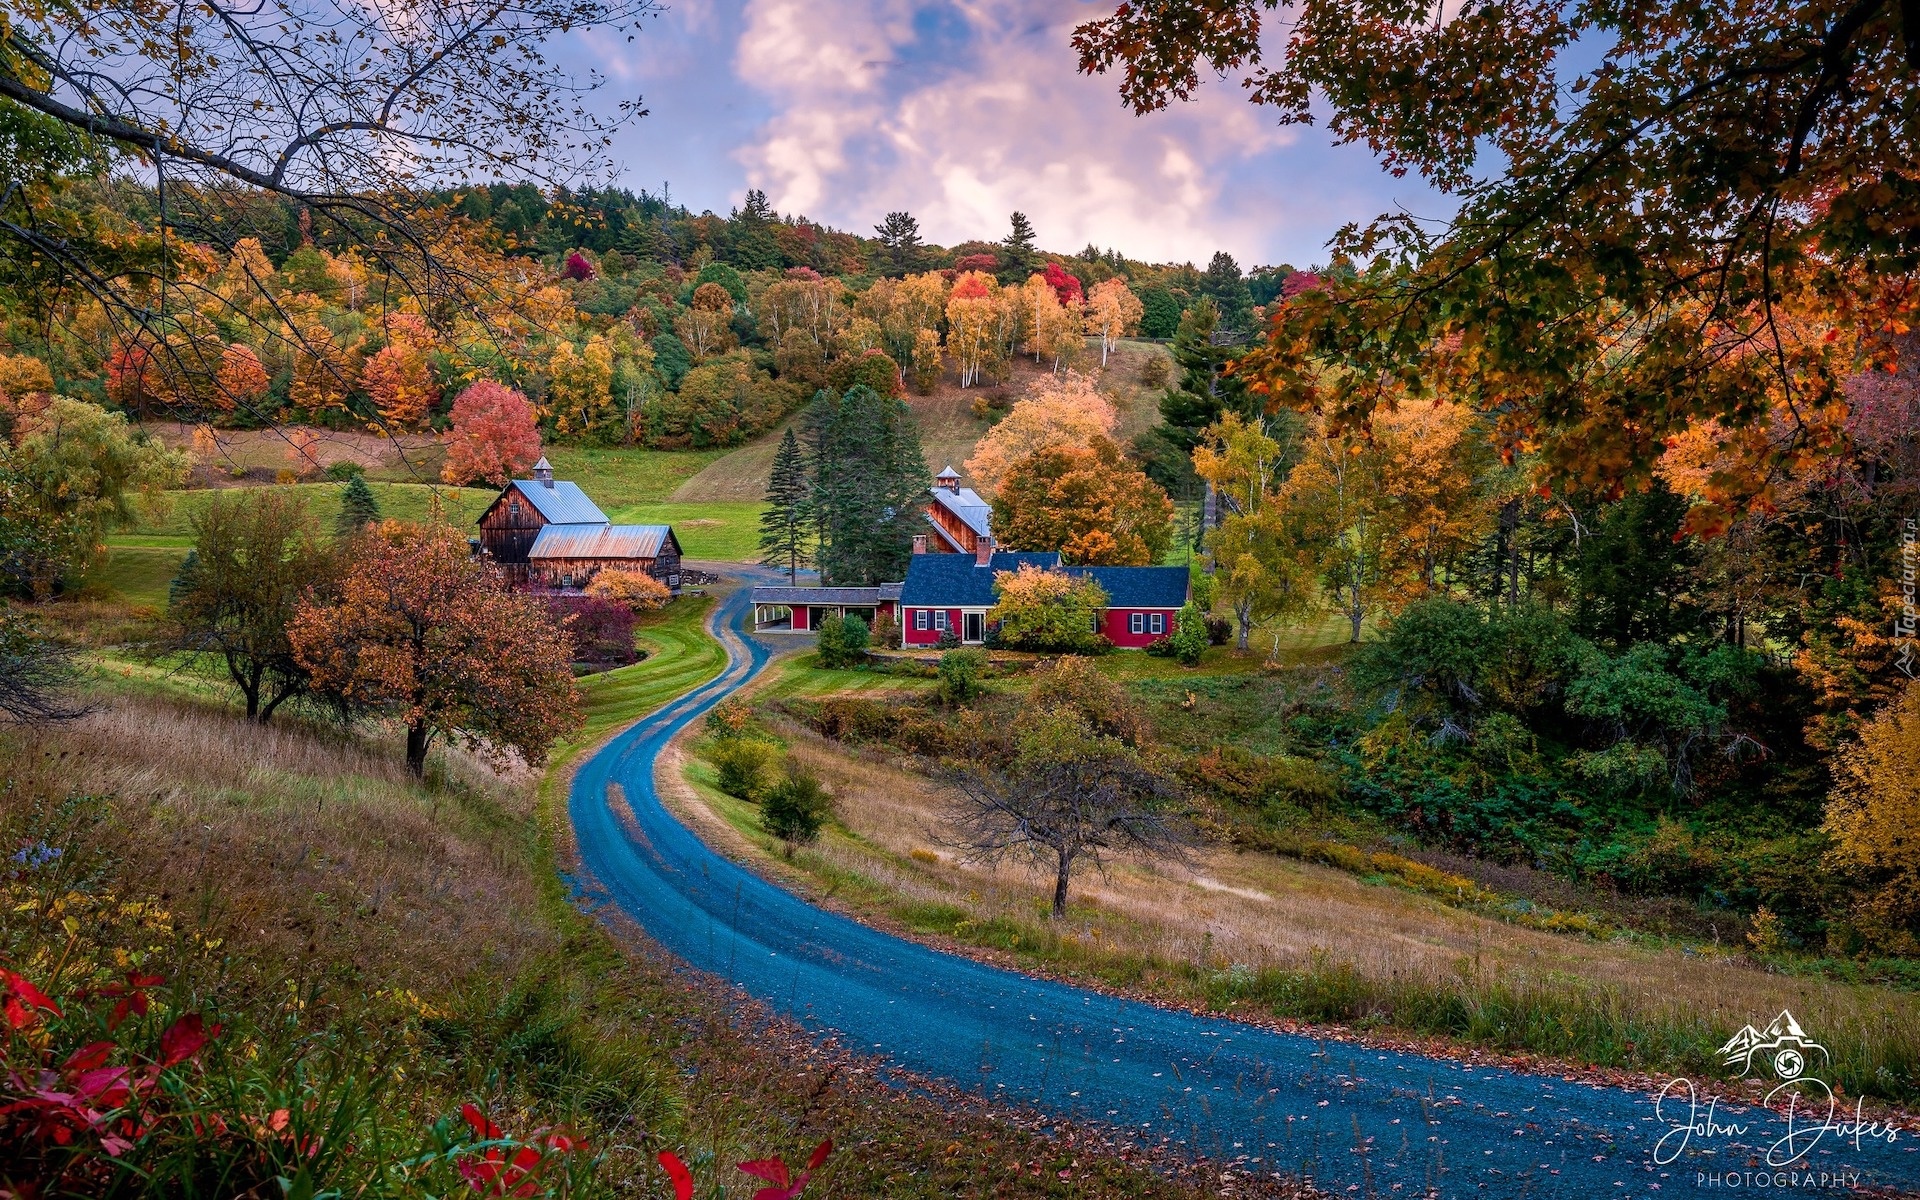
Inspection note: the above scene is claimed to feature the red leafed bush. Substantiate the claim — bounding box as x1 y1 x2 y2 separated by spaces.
543 594 640 668
657 1137 832 1200
456 1103 590 1197
0 967 224 1184
953 253 999 274
561 251 596 281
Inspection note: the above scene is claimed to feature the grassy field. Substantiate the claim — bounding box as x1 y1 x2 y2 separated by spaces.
118 481 499 543
603 500 764 562
565 596 727 750
540 445 732 505
85 544 190 609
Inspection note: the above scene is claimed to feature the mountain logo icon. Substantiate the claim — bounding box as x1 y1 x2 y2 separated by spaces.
1717 1010 1829 1081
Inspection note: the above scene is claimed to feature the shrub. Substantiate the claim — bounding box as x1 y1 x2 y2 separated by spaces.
816 613 870 669
324 460 364 480
1203 614 1233 646
711 737 780 801
542 595 639 668
585 567 671 612
937 648 988 705
762 765 833 844
988 565 1110 654
1145 636 1175 658
1168 602 1210 666
936 629 962 651
873 610 902 650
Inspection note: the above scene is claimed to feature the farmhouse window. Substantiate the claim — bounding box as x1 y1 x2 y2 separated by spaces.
1129 613 1144 635
1150 612 1165 635
914 610 929 631
509 498 522 518
934 611 949 631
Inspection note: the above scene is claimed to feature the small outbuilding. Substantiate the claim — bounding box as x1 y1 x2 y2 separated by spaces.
475 458 682 590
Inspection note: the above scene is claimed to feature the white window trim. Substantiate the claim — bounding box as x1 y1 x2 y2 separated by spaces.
914 609 929 631
1150 612 1165 635
1129 612 1145 635
933 610 950 631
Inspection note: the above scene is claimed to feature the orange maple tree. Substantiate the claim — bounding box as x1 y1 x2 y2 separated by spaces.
992 436 1173 566
964 371 1117 497
441 380 543 486
289 520 580 776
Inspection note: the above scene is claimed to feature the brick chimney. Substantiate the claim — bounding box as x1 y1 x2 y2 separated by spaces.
912 533 927 555
974 534 993 568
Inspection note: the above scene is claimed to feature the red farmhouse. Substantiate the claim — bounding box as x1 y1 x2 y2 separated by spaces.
895 540 1188 648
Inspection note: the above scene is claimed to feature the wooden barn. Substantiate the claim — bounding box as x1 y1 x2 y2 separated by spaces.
475 458 683 590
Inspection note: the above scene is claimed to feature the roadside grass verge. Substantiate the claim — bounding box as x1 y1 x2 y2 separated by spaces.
678 724 1920 1109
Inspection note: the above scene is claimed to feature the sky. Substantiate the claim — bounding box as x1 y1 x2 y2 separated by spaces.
568 0 1449 269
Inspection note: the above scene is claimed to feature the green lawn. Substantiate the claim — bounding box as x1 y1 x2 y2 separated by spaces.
85 545 191 609
565 596 727 751
604 501 764 562
757 652 937 699
118 482 498 543
540 446 732 506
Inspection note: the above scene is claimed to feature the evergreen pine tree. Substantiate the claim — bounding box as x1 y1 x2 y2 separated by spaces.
1200 251 1255 329
1157 298 1250 454
805 385 930 584
1000 212 1038 282
873 212 924 276
759 426 812 582
336 474 381 535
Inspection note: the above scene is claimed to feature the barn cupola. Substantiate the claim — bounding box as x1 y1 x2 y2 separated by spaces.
935 465 961 493
533 456 555 488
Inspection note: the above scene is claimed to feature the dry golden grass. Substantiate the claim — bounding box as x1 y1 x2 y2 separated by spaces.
3 693 553 996
685 726 1920 1092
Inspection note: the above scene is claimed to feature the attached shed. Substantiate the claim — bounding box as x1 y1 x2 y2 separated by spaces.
527 523 683 590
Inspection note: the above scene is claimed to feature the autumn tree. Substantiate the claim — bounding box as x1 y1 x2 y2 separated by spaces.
965 371 1117 496
442 380 543 486
1076 0 1920 518
945 272 1004 389
1193 413 1313 652
170 489 336 721
1826 681 1920 952
993 438 1173 566
0 608 86 723
4 398 188 596
546 336 618 442
357 332 439 430
676 283 738 360
1086 278 1143 366
988 566 1110 654
213 344 271 414
289 520 580 776
945 659 1189 918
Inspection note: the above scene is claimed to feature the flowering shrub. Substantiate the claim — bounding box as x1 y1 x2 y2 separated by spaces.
657 1137 832 1200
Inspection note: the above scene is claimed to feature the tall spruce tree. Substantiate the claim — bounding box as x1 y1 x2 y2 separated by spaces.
1157 298 1250 453
1000 212 1038 282
759 426 812 582
336 474 382 535
804 385 930 585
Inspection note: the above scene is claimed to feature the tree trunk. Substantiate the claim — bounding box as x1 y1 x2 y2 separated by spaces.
405 720 431 778
1052 848 1072 920
1348 604 1364 643
1234 597 1252 652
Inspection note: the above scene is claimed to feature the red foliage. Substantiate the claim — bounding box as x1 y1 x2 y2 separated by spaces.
85 971 164 1030
442 379 543 486
1043 261 1084 306
457 1103 588 1197
951 273 993 301
737 1138 834 1200
2 968 60 1029
783 266 823 281
659 1150 694 1200
953 253 999 274
561 251 596 281
542 595 639 668
1280 271 1324 299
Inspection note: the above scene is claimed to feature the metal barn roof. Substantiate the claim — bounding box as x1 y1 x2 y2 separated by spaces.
527 524 675 561
506 479 609 526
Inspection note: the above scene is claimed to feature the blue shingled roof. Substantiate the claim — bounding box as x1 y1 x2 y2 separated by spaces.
1065 565 1190 609
507 479 609 526
898 551 1060 607
897 553 1188 610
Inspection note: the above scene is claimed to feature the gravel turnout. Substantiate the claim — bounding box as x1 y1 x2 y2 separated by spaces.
568 575 1920 1199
